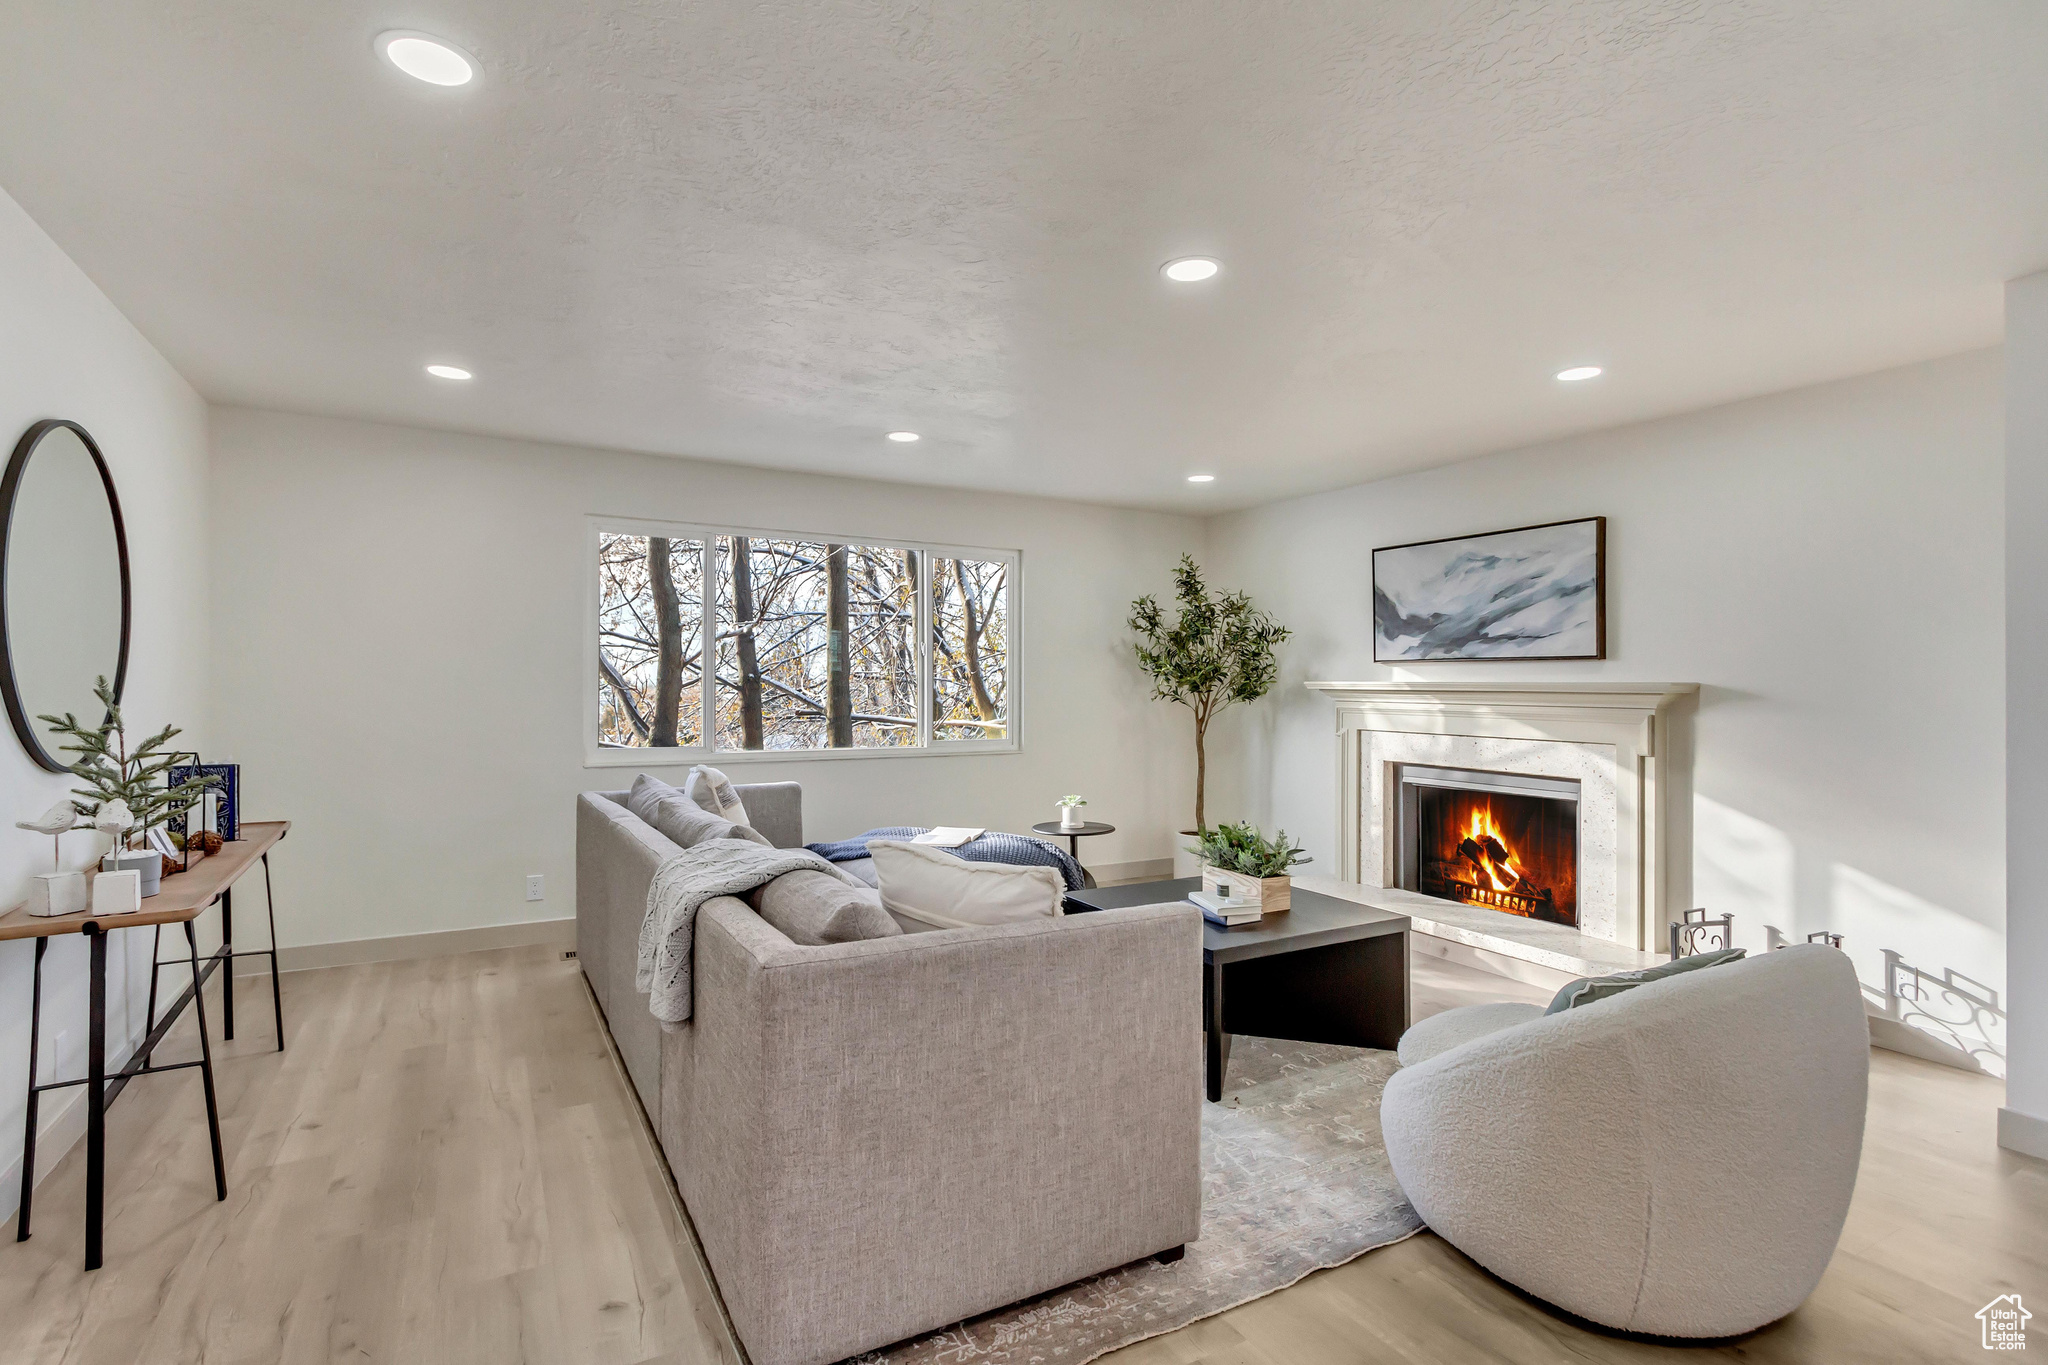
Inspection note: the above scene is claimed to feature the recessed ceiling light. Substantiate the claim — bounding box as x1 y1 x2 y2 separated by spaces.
1556 366 1603 382
377 31 477 86
1161 257 1221 283
1187 474 1216 483
886 431 920 442
426 364 472 380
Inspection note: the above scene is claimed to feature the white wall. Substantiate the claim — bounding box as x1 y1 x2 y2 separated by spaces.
1206 351 2006 1073
207 408 1200 953
2005 273 2048 1153
0 187 212 1222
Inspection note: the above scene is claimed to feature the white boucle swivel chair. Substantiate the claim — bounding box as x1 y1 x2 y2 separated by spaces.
1380 945 1868 1339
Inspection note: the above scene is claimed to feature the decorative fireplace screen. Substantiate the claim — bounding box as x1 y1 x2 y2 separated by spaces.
1395 765 1580 927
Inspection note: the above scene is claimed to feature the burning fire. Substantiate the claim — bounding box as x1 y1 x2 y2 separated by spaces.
1461 805 1526 892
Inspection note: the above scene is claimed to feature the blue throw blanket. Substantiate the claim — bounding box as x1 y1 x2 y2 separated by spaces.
807 828 1085 891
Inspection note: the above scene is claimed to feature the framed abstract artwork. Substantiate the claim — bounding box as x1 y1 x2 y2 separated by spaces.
1372 516 1605 662
169 761 240 842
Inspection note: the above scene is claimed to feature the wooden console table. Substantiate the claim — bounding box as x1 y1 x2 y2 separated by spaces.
1 820 288 1270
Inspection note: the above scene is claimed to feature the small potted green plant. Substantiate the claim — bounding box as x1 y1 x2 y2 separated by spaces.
1188 822 1311 915
39 676 217 897
1057 794 1088 831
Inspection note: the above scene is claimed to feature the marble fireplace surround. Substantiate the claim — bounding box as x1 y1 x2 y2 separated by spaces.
1305 682 1697 954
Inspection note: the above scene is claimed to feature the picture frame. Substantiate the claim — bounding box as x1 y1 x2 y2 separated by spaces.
1372 516 1606 662
168 761 239 843
155 749 201 871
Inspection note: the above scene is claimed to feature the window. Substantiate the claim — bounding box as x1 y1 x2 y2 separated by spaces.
590 519 1018 760
931 556 1008 741
597 532 705 748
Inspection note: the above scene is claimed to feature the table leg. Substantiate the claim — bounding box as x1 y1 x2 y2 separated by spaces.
263 853 284 1051
183 922 227 1202
84 923 106 1271
144 925 161 1037
1203 959 1231 1102
220 887 235 1042
17 937 46 1241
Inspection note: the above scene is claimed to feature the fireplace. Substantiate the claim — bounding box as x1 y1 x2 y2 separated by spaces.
1394 765 1580 928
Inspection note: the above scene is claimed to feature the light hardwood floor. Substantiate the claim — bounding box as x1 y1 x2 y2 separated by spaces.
1 946 736 1365
1 945 2039 1364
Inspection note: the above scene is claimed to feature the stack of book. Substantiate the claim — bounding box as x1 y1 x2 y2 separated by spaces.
1190 887 1261 927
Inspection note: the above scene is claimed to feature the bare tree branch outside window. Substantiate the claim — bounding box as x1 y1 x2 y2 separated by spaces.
711 538 919 750
597 527 1008 754
932 558 1008 740
598 533 703 747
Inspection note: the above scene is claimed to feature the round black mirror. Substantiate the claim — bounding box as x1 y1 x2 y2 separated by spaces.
1 420 131 773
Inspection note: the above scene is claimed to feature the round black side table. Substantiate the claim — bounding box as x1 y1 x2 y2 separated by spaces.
1030 820 1116 866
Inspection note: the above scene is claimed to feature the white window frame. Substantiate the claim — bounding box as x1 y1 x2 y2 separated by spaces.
584 515 1022 767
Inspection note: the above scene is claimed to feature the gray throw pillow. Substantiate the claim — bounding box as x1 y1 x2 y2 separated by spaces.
627 773 770 850
747 870 902 945
1544 946 1746 1014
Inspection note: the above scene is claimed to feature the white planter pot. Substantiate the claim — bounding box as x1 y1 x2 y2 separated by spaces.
103 848 164 897
1059 807 1086 830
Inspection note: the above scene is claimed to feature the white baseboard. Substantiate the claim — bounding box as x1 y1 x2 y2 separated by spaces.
0 1017 153 1228
240 917 577 975
1090 857 1174 887
1999 1107 2048 1161
0 1086 87 1228
1410 930 1578 992
1862 1009 2007 1076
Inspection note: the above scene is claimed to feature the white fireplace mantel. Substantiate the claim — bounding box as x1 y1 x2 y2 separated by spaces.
1304 680 1698 952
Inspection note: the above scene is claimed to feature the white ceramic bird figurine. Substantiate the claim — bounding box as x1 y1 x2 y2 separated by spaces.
16 799 80 871
93 799 134 854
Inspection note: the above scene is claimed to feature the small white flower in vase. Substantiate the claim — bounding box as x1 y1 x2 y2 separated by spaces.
1058 795 1088 831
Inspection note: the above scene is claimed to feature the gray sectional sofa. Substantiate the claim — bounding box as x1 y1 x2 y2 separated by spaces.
577 783 1203 1365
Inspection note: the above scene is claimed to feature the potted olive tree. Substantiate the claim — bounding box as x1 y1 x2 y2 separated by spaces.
1129 554 1291 847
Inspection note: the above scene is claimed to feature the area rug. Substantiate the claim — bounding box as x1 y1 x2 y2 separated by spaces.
848 1037 1423 1365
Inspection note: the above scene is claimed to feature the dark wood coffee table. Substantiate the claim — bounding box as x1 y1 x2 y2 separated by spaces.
1065 877 1410 1101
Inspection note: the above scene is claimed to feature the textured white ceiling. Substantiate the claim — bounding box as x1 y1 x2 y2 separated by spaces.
1 2 2043 511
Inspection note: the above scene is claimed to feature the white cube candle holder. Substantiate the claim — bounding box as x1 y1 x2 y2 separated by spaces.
28 870 89 917
91 868 142 915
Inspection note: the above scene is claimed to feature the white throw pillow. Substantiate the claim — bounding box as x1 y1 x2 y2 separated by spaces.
683 765 750 826
626 773 768 850
868 839 1064 930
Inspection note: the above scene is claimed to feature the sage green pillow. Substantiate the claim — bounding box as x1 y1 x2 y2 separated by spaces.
1544 947 1746 1014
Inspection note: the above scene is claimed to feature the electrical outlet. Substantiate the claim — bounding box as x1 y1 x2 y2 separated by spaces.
526 874 544 902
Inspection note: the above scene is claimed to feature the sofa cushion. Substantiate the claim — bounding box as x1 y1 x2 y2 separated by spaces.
628 773 770 850
746 869 902 945
869 839 1064 930
684 765 751 826
1544 946 1746 1014
1397 1002 1546 1067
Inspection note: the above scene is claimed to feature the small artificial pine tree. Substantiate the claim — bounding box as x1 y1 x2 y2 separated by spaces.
38 675 217 848
1129 554 1291 833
